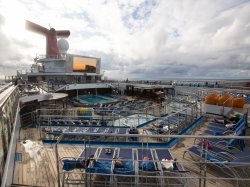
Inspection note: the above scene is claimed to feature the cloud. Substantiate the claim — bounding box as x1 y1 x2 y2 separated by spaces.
0 15 28 78
0 0 250 80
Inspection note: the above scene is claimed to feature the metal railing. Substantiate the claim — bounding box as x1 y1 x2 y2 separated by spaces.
0 85 20 185
53 132 250 187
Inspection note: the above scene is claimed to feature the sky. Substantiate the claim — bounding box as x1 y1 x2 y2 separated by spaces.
0 0 250 80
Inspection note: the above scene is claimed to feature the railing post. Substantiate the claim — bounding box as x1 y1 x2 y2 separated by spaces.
55 134 64 187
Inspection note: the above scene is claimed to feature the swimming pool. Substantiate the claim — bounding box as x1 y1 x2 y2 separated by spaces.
79 95 117 104
113 114 155 127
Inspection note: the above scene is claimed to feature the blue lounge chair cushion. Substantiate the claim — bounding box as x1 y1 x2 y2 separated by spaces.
113 161 134 174
63 159 84 171
140 161 155 171
113 168 134 175
87 161 111 174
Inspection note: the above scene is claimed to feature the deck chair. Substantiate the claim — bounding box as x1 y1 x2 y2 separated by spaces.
117 128 128 134
207 113 242 129
113 148 135 175
86 147 116 174
137 148 157 172
47 128 62 136
190 140 250 161
137 148 164 186
183 145 250 180
87 127 102 139
112 148 135 186
62 147 98 172
61 147 98 187
207 117 244 135
136 148 161 186
70 127 89 133
155 149 189 186
91 127 101 133
155 149 187 173
197 121 247 151
115 128 128 141
207 122 232 130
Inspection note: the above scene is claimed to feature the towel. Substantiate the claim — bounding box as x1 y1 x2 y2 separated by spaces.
161 158 173 170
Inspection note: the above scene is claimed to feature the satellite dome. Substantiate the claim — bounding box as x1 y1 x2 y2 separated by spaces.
57 38 69 56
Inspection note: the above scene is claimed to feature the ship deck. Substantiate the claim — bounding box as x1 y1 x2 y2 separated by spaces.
12 114 250 187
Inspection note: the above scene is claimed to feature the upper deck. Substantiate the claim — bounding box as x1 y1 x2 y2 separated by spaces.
1 84 250 187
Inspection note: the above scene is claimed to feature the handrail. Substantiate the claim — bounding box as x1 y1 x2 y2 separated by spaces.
1 88 20 187
0 85 16 107
0 83 12 94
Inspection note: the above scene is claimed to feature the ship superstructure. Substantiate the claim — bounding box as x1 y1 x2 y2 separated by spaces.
15 21 110 94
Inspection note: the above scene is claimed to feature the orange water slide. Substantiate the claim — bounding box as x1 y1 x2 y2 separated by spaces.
217 94 233 107
232 97 245 108
205 93 220 105
205 93 245 108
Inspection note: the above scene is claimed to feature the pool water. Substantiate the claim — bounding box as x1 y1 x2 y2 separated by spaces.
79 95 116 104
113 114 155 127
